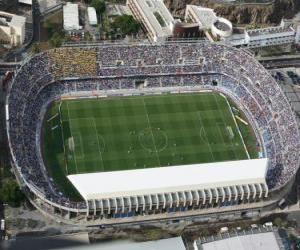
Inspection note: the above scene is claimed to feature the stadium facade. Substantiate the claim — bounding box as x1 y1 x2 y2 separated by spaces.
6 42 300 225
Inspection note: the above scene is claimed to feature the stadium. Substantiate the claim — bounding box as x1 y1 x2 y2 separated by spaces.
5 42 300 225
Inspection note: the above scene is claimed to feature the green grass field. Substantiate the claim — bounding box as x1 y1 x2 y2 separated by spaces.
42 92 258 199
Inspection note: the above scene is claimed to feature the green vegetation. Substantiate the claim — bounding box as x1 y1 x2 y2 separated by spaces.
43 20 56 37
43 93 258 198
111 14 141 36
31 43 41 54
84 31 93 41
0 180 25 207
91 0 106 15
273 217 288 228
49 32 65 48
42 19 65 48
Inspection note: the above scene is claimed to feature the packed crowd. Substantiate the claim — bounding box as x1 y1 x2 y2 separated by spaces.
48 47 97 79
6 42 300 212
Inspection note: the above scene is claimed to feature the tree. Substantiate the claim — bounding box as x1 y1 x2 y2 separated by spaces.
49 32 64 48
111 15 141 36
91 0 106 15
43 20 55 37
0 180 25 207
31 43 41 54
84 31 93 41
274 217 283 227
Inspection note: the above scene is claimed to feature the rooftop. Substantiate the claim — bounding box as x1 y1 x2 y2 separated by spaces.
247 26 294 37
87 7 97 25
63 2 81 30
68 158 268 200
201 232 281 250
0 11 26 27
186 5 217 29
131 0 175 39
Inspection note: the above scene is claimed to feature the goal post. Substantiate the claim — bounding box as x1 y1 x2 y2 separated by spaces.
226 126 234 139
68 137 75 152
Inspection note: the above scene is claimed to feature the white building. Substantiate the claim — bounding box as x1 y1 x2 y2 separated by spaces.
127 0 176 42
18 0 32 5
107 4 131 17
63 2 81 31
294 23 300 44
0 11 26 46
196 232 281 250
185 5 232 40
245 21 296 48
87 7 97 26
225 20 298 48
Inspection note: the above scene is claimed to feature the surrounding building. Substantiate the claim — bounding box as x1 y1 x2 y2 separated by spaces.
244 20 296 48
127 0 177 42
63 2 81 31
0 11 26 46
0 0 18 12
295 23 300 44
107 4 131 17
87 7 97 26
185 5 233 41
61 237 185 250
195 231 285 250
18 0 32 5
225 20 299 48
128 2 300 48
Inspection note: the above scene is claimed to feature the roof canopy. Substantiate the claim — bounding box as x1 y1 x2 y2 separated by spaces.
68 158 268 200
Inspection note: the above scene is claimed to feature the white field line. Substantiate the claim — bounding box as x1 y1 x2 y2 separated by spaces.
142 98 161 167
66 102 80 174
216 123 238 160
197 111 215 161
91 117 105 172
58 102 68 175
72 132 84 159
222 95 250 159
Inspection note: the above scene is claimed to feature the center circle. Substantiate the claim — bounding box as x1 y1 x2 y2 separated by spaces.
138 128 168 153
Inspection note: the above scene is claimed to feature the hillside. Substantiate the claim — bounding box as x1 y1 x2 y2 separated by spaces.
165 0 300 25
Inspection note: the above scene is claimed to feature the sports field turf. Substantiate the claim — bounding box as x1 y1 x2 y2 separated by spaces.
42 92 258 198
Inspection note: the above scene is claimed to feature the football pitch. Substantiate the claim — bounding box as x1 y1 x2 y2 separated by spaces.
42 92 258 198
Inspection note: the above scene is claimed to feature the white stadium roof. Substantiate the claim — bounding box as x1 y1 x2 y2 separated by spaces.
68 158 268 201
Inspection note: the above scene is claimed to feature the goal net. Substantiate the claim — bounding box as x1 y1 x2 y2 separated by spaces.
68 137 75 152
226 126 234 139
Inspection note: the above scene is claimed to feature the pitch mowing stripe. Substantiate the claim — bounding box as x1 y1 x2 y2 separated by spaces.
197 111 215 162
57 101 69 175
91 117 105 172
142 97 161 167
66 101 79 174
